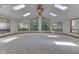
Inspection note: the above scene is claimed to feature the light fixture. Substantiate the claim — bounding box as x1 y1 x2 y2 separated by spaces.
54 4 68 10
54 41 78 46
12 4 25 11
49 12 57 17
23 12 31 17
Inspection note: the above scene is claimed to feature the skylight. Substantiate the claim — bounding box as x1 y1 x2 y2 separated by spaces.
12 4 25 11
54 4 68 10
49 12 57 17
23 12 31 17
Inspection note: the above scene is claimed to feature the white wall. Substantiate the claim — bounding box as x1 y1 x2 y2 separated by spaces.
63 19 70 34
10 19 18 33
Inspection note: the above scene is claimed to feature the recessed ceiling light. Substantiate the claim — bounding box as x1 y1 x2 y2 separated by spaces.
49 12 57 17
23 12 31 17
12 4 25 11
54 4 68 10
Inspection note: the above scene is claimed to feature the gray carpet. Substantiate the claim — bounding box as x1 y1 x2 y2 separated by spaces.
0 33 79 54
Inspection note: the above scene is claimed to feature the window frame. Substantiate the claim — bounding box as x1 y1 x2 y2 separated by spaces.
0 17 10 33
70 17 79 34
52 22 63 33
18 21 29 32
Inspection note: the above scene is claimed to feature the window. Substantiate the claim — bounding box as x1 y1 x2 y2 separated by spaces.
52 22 63 32
0 17 10 32
41 18 50 31
18 22 28 31
30 17 50 31
70 18 79 34
30 18 39 31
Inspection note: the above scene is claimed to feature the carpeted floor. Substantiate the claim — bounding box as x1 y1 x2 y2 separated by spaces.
0 33 79 54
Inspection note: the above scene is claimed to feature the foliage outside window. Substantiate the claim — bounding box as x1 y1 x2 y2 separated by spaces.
30 17 50 31
41 18 50 31
30 18 39 31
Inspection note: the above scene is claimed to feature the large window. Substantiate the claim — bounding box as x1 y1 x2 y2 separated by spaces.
18 22 28 31
30 18 39 31
30 17 50 31
70 18 79 33
52 22 63 32
41 18 50 31
0 17 10 32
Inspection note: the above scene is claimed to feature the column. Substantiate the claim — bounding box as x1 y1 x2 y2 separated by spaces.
38 16 42 32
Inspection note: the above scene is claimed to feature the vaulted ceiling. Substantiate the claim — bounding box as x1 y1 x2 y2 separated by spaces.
0 4 79 21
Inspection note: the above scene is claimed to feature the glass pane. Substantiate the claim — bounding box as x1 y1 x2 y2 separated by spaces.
0 18 10 32
72 19 79 29
52 22 62 32
71 19 79 33
41 18 50 31
18 22 28 31
30 18 39 31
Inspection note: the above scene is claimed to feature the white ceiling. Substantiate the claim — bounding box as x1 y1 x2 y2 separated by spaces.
0 4 79 20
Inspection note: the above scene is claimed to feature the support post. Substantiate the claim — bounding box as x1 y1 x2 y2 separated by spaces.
38 16 42 32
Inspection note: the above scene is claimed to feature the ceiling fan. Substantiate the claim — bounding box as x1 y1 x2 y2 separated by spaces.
37 4 44 16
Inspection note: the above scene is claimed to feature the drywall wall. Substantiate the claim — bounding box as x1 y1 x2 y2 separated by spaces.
10 19 18 33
